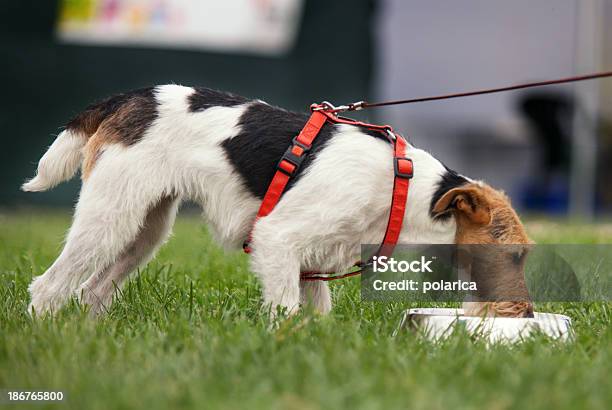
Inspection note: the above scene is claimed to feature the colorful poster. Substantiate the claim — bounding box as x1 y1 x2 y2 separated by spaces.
57 0 304 56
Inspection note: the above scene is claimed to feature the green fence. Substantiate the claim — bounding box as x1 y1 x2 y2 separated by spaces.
0 0 376 205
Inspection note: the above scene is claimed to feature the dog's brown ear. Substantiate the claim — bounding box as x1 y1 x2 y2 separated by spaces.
432 185 492 225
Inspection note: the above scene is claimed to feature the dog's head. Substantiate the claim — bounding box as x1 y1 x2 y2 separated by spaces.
432 182 534 318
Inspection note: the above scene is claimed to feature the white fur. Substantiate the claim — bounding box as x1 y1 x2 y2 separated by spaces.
22 130 85 192
25 84 457 317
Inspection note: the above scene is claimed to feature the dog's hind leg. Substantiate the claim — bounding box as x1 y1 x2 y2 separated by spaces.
77 196 179 315
27 165 169 315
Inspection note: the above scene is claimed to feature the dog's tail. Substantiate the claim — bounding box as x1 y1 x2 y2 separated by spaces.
21 130 86 192
22 89 154 192
21 129 88 192
21 98 111 192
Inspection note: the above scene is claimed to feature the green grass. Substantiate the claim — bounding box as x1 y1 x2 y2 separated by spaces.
0 211 610 410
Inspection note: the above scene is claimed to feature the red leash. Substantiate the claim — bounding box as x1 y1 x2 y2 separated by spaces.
243 104 413 281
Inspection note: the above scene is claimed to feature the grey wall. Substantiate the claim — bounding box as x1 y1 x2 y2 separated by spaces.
374 0 581 197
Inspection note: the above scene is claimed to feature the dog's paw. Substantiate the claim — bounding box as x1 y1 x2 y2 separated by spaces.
463 301 534 318
27 276 58 316
27 294 58 317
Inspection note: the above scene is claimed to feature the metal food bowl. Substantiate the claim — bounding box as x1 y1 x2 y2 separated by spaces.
394 308 573 343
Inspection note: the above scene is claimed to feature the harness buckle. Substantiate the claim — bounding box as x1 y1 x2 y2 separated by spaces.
276 137 312 176
291 136 312 153
394 157 414 179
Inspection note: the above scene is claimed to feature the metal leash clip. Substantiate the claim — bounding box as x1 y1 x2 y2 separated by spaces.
347 100 366 111
312 100 367 113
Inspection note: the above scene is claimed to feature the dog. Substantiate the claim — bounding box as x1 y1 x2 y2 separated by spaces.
22 85 534 318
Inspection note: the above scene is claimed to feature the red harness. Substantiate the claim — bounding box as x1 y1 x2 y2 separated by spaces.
243 103 413 281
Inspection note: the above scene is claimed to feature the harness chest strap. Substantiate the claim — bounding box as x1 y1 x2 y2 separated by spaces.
243 109 413 281
300 132 413 281
377 134 412 257
254 110 328 220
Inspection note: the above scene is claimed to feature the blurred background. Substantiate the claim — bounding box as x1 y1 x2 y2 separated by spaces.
0 0 610 219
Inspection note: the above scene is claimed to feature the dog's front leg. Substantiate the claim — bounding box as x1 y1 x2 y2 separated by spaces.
249 239 301 320
300 281 332 314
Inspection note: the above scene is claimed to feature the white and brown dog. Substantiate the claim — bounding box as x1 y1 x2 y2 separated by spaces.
23 85 533 318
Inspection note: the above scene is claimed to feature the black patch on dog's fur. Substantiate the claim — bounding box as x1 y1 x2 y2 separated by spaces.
104 89 158 145
221 103 337 198
66 87 157 145
429 167 469 220
188 87 250 112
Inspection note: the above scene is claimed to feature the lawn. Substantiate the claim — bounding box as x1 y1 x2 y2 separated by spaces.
0 210 610 410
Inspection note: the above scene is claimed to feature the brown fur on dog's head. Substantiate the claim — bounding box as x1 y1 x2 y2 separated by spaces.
432 182 534 318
